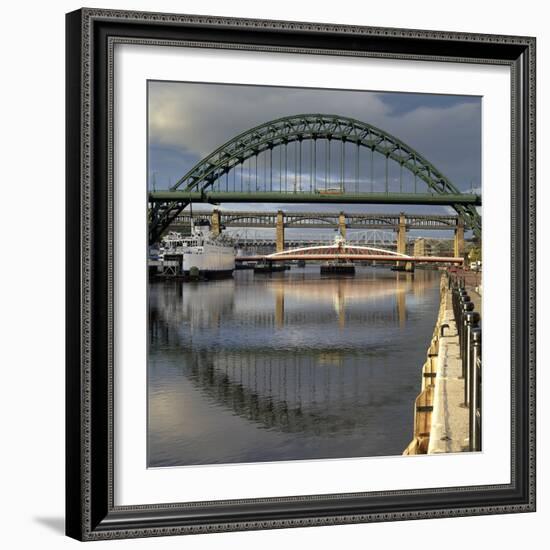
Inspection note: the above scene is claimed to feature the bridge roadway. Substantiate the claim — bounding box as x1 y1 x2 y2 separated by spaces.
236 254 462 264
150 190 480 206
233 238 399 251
170 209 460 230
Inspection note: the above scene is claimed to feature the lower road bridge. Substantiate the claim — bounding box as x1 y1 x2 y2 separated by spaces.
237 240 463 270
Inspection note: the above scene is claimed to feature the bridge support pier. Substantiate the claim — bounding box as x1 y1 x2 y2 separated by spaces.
276 210 285 253
454 216 465 258
405 261 415 273
396 213 407 268
338 212 347 239
211 209 221 236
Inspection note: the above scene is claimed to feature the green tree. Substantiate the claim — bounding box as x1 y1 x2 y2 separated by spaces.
468 246 482 262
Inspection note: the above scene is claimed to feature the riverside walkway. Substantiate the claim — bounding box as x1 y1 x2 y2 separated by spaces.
428 287 469 453
404 270 482 455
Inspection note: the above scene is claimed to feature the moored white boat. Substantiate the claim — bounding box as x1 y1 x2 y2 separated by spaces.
161 226 235 278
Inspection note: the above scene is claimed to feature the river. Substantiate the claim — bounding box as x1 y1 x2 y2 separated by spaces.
148 266 441 467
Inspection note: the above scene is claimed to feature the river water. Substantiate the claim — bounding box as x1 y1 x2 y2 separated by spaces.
148 266 441 467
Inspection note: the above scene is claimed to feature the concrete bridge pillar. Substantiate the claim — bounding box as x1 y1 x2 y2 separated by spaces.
396 213 407 268
454 216 465 258
397 213 407 255
211 209 221 236
276 210 285 253
338 212 347 239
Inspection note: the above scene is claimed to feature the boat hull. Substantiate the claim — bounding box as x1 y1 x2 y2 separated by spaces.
182 243 235 275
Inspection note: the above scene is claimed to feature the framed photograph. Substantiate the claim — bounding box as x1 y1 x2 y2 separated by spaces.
66 8 536 541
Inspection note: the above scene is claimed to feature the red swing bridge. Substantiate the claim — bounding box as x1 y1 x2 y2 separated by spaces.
235 238 464 267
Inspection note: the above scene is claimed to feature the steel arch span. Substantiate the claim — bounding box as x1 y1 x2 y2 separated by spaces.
149 113 481 242
267 242 410 260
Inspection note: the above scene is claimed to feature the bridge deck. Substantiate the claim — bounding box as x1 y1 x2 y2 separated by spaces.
150 191 481 206
236 254 463 264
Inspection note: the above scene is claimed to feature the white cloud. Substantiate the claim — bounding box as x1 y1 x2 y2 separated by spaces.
149 82 389 157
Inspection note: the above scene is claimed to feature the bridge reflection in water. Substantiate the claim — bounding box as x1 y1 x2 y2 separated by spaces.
148 267 441 467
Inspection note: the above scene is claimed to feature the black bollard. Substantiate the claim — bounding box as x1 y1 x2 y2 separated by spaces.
463 311 480 406
458 295 472 352
469 328 482 451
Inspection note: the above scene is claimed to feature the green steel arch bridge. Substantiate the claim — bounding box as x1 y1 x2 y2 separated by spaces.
148 114 481 243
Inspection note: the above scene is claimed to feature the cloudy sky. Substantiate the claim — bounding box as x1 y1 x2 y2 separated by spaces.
148 80 481 236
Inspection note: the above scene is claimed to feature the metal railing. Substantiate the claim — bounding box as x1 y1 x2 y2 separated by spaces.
450 278 482 452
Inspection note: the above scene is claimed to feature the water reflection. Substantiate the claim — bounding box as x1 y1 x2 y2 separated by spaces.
148 267 441 466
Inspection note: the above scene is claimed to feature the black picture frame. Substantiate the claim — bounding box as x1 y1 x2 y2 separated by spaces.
66 8 536 541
